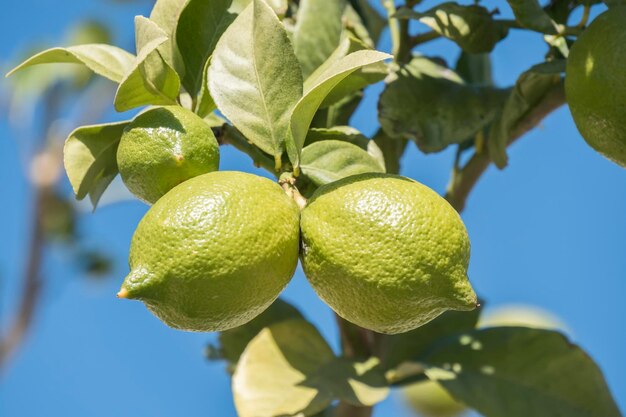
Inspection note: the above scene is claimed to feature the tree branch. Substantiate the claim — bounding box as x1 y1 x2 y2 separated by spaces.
445 81 566 212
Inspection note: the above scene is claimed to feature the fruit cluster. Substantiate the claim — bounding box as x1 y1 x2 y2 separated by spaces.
115 108 477 334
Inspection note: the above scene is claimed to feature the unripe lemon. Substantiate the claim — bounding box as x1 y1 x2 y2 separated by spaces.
565 7 626 167
403 305 566 417
118 171 300 332
300 173 477 334
117 106 220 204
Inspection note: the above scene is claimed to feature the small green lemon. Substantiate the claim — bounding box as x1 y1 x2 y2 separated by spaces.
300 173 477 334
117 106 220 204
403 380 466 417
565 7 626 167
118 171 300 332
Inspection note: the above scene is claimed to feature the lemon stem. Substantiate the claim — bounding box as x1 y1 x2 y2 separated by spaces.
279 173 307 210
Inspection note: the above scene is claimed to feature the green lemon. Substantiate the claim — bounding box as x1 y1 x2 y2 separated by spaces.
300 173 477 334
565 7 626 167
403 380 466 417
403 305 566 417
118 171 300 332
117 105 220 204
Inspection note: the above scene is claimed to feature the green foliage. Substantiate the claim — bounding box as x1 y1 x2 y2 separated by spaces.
396 3 509 53
506 0 559 34
63 121 128 208
423 328 622 417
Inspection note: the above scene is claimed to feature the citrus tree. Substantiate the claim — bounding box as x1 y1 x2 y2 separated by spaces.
7 0 625 416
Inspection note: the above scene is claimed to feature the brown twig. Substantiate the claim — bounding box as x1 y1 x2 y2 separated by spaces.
445 81 566 212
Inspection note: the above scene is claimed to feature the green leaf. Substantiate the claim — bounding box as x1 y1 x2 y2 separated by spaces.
288 50 391 167
604 0 626 7
455 52 493 86
506 0 560 34
232 319 335 417
177 0 235 95
352 0 387 45
383 308 481 378
488 68 561 168
396 3 509 53
209 0 303 169
6 44 135 83
63 121 129 209
372 130 408 175
149 0 188 76
218 299 304 368
195 56 217 118
305 126 385 170
293 0 347 79
114 17 181 112
423 328 622 417
300 140 385 186
379 56 508 153
314 357 389 407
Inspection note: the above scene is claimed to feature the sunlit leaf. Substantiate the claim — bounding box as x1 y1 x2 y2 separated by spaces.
6 44 135 83
423 328 622 417
114 17 180 111
209 0 303 169
195 56 216 118
288 50 391 167
506 0 559 34
396 3 509 53
455 52 493 86
176 0 235 95
149 0 188 75
293 0 347 79
63 121 129 208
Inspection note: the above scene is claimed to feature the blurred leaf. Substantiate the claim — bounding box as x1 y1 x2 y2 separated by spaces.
6 44 135 83
150 0 188 75
177 0 235 95
305 126 384 170
604 0 626 7
348 0 387 45
230 0 288 16
209 0 303 169
78 250 113 278
396 3 509 53
293 0 347 79
488 68 561 168
506 0 559 34
219 299 304 367
423 328 622 417
232 319 336 417
66 20 111 45
288 50 391 168
310 92 363 129
195 57 216 117
455 52 493 86
383 308 481 377
528 59 566 74
114 17 180 111
41 192 75 241
64 121 129 208
300 140 385 186
379 56 508 153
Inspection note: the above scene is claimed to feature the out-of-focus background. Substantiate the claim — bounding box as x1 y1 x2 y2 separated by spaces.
1 1 624 416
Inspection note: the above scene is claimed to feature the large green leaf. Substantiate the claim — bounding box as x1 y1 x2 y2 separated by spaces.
288 50 391 167
455 52 493 86
209 0 303 170
114 17 180 112
305 126 385 170
300 140 384 186
218 299 304 369
506 0 559 34
379 56 508 153
176 0 235 95
396 3 509 53
383 308 481 380
293 0 347 79
63 121 129 208
195 56 216 118
232 319 336 417
6 44 135 83
423 328 622 417
149 0 188 76
488 67 561 168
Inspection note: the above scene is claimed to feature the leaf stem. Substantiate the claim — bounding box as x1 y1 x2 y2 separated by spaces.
410 31 441 47
445 81 566 212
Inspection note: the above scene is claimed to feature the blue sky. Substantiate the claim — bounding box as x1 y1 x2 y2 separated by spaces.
1 1 624 416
